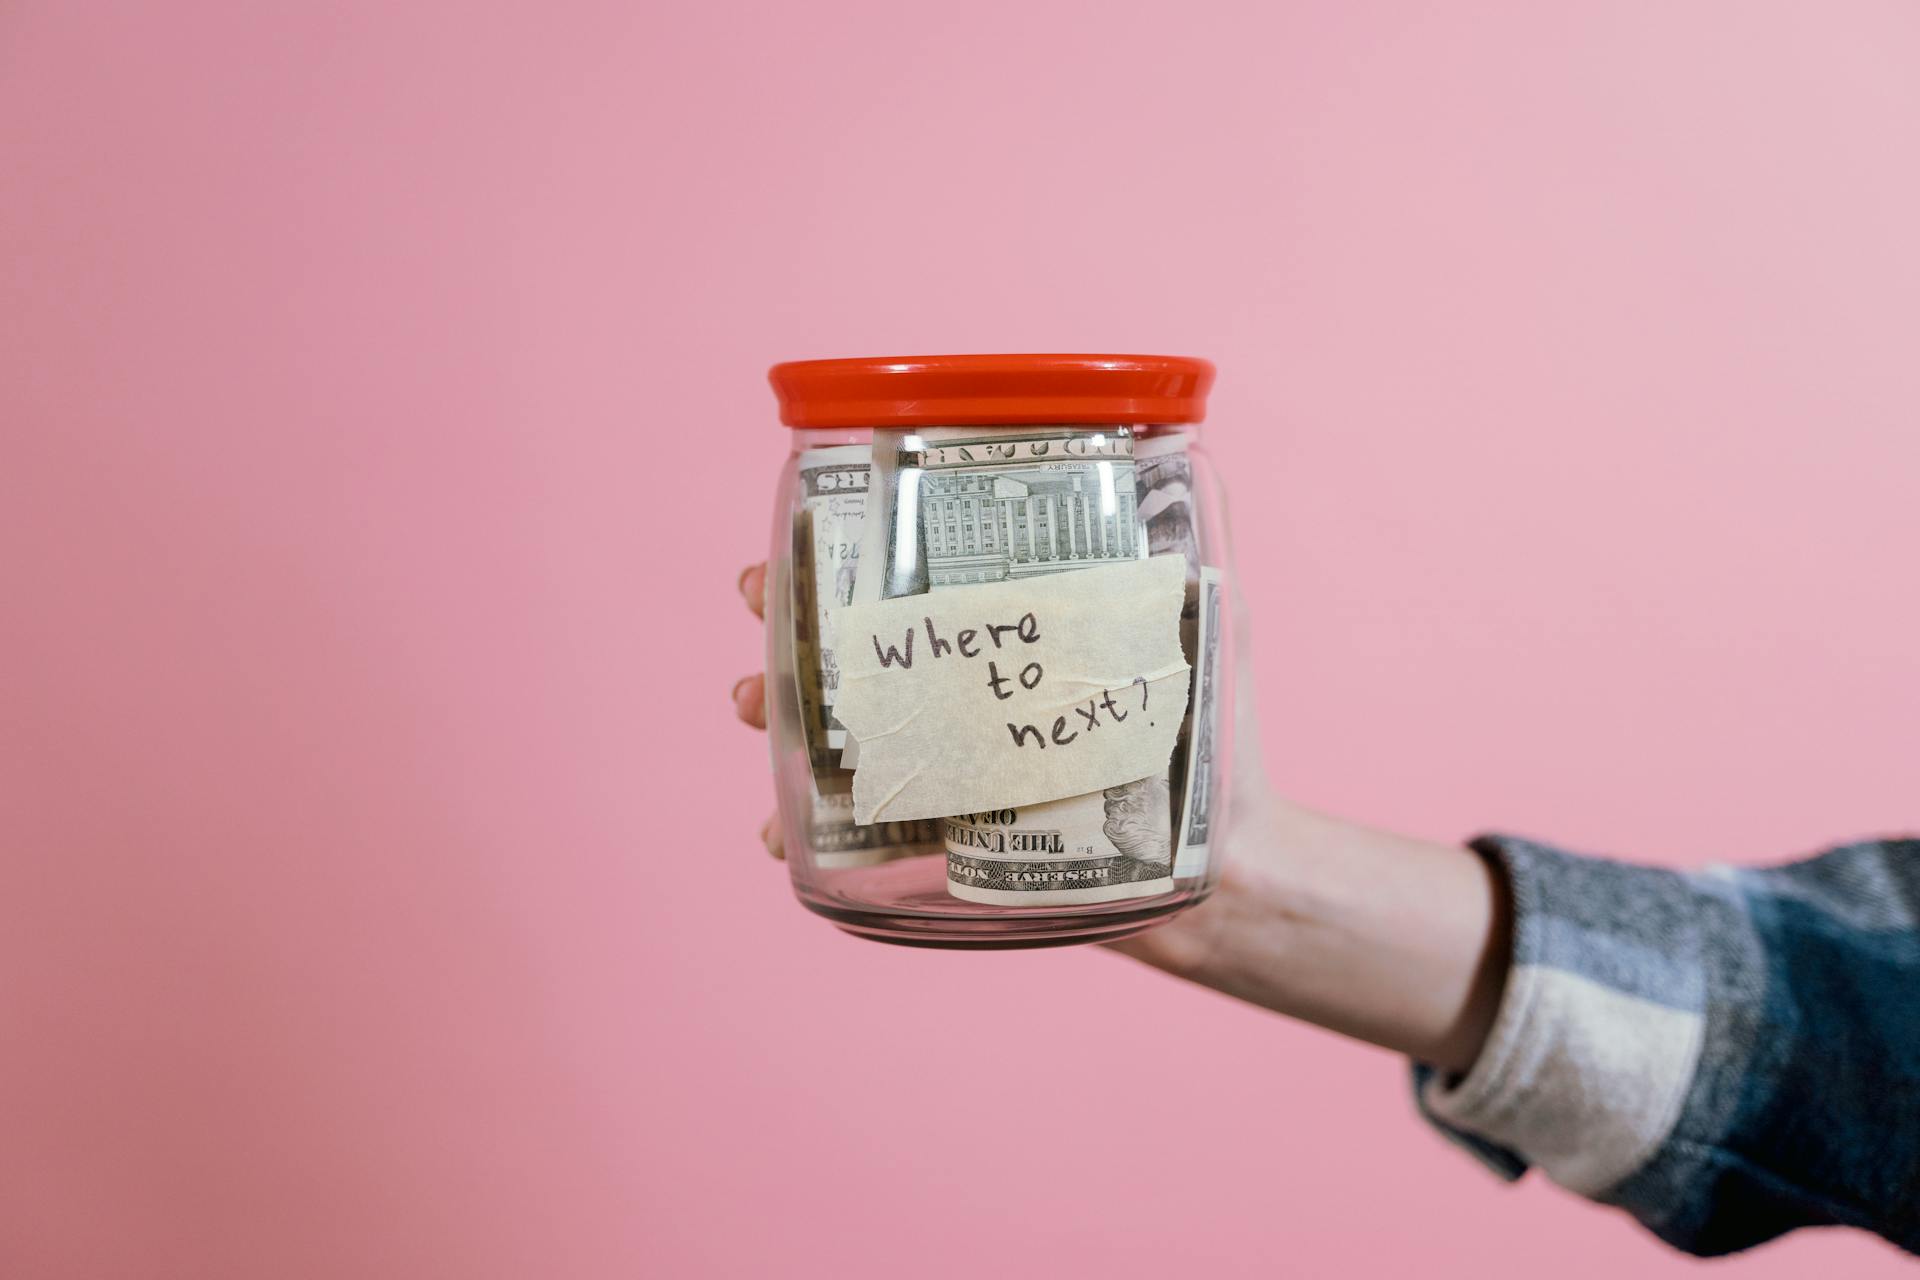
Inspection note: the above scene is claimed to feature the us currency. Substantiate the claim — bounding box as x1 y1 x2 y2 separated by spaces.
835 426 914 771
792 445 868 765
856 426 1176 905
1134 431 1202 581
1172 567 1224 879
892 427 1147 591
944 777 1173 906
1135 431 1210 864
807 773 942 869
792 444 938 867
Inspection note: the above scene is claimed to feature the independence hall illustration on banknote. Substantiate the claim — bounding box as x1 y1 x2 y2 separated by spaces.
919 465 1142 587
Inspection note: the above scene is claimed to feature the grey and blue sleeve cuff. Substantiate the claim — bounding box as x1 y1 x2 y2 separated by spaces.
1414 835 1710 1198
1412 833 1920 1257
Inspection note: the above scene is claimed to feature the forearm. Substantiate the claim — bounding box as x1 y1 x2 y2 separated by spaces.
1147 812 1920 1256
1113 795 1510 1073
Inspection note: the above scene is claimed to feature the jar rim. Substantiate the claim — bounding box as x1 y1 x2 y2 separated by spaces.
767 353 1214 429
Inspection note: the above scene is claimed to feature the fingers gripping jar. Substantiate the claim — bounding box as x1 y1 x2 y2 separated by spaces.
765 355 1234 948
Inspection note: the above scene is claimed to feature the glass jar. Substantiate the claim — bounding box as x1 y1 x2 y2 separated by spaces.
764 355 1234 948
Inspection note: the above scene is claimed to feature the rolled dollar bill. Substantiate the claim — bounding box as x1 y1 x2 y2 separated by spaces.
1135 431 1229 877
792 445 868 765
808 774 942 869
1134 430 1202 582
944 777 1173 905
792 444 938 869
1172 567 1224 878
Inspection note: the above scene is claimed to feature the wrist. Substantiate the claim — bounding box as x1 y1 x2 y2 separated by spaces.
1119 796 1511 1073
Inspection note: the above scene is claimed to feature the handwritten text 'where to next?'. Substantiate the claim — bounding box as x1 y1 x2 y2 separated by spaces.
829 555 1191 825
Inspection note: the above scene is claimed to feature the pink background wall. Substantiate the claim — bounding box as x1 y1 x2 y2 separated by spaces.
3 3 1916 1276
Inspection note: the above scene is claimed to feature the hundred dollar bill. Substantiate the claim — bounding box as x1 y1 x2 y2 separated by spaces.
894 427 1147 591
792 444 938 868
792 445 868 765
850 426 1175 905
944 777 1173 905
1135 431 1212 854
1134 431 1202 581
835 428 913 771
808 773 942 869
1173 567 1225 878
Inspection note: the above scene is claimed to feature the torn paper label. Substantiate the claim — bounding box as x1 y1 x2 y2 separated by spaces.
830 555 1191 825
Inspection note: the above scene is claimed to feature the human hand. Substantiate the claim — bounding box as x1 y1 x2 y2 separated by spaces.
729 559 1507 1072
729 562 781 860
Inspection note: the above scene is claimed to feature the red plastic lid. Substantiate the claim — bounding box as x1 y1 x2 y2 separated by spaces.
768 354 1215 428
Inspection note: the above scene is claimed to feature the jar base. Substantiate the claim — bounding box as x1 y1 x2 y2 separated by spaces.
799 886 1211 950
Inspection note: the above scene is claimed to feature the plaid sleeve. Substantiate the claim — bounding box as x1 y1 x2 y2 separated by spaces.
1412 834 1920 1257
